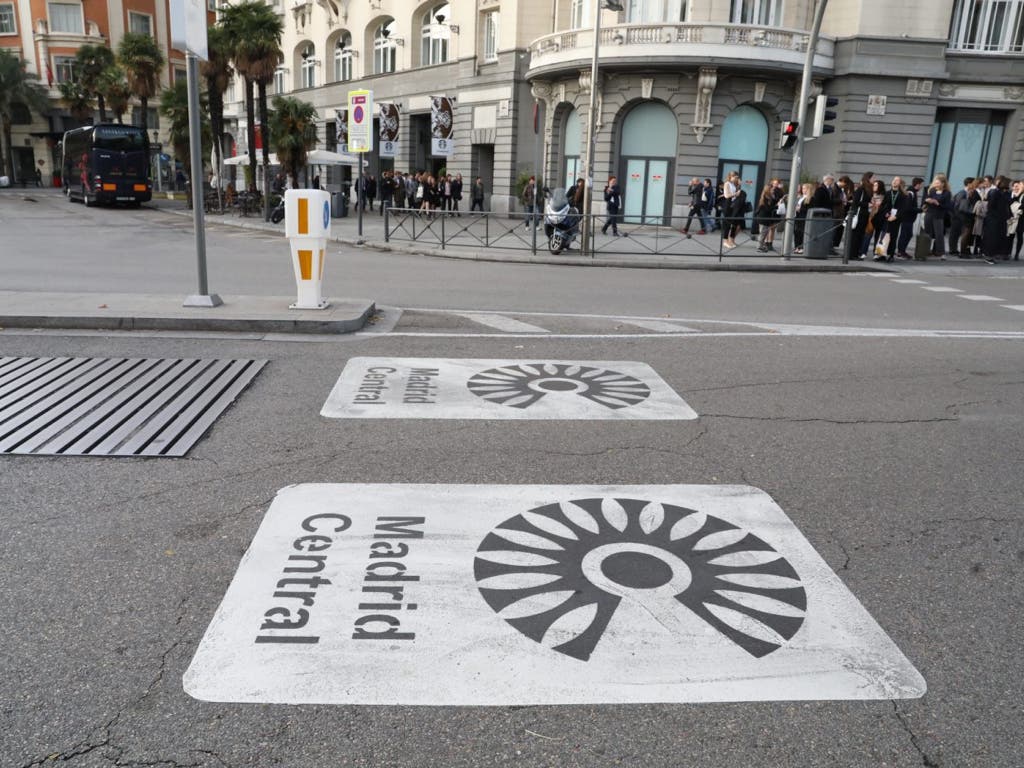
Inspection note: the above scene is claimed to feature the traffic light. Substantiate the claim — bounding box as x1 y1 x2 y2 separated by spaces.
812 95 839 137
779 121 799 150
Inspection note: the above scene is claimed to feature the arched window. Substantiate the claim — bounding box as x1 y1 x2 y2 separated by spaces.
627 0 686 23
421 3 450 66
334 33 353 81
300 44 316 88
374 18 398 74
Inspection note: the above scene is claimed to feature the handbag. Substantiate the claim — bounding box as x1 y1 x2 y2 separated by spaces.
851 212 859 229
865 217 874 235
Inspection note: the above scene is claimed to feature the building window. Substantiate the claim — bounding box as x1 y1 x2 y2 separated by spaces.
334 33 353 81
374 19 397 74
207 0 216 9
300 44 316 88
226 78 236 102
273 68 285 94
928 108 1005 182
730 0 780 25
949 0 1024 53
174 67 187 84
421 3 450 66
627 0 686 22
570 0 588 28
483 10 499 61
128 11 152 36
53 55 76 83
48 2 83 33
0 3 17 35
132 106 159 128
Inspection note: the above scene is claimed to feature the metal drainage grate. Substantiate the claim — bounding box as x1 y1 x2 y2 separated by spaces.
0 357 266 457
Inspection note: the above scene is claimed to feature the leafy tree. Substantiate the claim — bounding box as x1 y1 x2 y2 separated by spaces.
117 32 165 132
269 95 317 189
0 48 50 180
97 66 131 124
58 79 93 121
159 79 211 206
200 24 234 210
74 44 115 121
220 0 282 217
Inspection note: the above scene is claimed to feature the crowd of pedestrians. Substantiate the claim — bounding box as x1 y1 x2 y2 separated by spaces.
350 170 481 217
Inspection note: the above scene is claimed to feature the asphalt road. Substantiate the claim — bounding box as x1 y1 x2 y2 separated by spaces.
1 194 1022 767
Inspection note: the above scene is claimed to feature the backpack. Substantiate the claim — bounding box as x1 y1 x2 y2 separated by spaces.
955 191 972 216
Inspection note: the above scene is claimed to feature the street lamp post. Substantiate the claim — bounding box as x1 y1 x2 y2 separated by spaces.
580 0 623 258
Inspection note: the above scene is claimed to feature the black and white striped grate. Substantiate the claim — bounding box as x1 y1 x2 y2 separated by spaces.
0 357 266 456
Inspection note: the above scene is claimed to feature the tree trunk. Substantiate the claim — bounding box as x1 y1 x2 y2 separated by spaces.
257 79 271 221
0 116 9 179
140 96 148 132
245 78 256 192
98 94 107 123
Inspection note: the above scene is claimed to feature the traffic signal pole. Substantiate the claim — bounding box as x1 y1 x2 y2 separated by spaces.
782 0 829 260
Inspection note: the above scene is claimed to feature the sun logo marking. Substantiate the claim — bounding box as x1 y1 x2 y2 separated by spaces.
466 364 652 410
474 498 807 661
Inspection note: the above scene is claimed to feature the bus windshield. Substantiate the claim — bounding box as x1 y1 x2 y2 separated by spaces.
93 125 148 152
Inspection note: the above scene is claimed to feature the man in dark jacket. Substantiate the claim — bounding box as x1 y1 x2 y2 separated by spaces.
601 175 622 236
683 177 703 234
471 177 485 211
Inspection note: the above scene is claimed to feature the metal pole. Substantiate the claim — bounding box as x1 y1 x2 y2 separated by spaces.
580 2 603 259
183 53 222 307
781 0 828 261
357 153 364 241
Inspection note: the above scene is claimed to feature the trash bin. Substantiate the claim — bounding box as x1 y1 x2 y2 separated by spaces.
332 191 348 218
804 208 834 259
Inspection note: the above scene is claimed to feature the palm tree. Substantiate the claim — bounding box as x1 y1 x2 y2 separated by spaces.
220 0 282 217
160 79 210 207
58 79 93 122
97 66 131 124
74 44 115 121
269 95 317 189
200 24 233 210
117 32 165 132
0 48 50 181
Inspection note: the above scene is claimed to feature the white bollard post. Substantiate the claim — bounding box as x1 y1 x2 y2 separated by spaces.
285 189 332 310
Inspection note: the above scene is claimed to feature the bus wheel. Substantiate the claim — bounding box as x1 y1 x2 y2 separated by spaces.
83 187 97 207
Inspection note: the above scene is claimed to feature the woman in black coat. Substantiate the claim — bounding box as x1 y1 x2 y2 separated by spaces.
982 176 1012 261
921 173 953 259
847 172 874 260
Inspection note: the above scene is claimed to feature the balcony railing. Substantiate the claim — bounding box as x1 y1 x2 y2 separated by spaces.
528 22 835 75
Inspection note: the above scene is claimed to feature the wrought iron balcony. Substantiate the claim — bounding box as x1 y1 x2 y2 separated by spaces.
527 22 835 79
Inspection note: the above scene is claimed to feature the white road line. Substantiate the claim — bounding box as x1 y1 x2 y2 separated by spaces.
379 329 1024 340
890 279 929 284
1001 305 1024 312
957 295 1005 302
921 287 963 293
458 312 551 333
620 319 701 333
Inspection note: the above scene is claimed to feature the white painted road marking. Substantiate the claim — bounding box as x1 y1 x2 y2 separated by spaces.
620 319 700 333
921 287 963 293
458 313 550 333
958 295 1005 302
321 358 698 420
890 279 929 284
1002 305 1024 312
183 484 926 705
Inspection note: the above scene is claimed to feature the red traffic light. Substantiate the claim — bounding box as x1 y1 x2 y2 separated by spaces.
780 121 799 149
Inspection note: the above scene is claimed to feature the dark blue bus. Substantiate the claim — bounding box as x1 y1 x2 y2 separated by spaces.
62 124 153 207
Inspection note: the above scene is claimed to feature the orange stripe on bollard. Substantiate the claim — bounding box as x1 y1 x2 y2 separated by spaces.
298 198 309 235
298 249 312 280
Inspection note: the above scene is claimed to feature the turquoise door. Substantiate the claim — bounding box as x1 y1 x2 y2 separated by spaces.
619 102 677 225
717 105 769 227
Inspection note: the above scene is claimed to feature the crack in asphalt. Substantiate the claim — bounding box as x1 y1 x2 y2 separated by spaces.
893 701 942 767
701 414 958 425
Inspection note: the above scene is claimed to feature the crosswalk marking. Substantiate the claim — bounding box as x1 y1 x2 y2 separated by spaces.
890 279 928 284
1001 305 1024 312
921 287 963 292
957 295 1005 302
458 313 550 333
620 319 700 333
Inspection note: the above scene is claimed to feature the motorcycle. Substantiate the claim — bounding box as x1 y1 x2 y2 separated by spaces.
270 197 285 223
543 187 580 255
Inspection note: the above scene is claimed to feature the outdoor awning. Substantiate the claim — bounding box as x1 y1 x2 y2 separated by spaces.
223 153 279 166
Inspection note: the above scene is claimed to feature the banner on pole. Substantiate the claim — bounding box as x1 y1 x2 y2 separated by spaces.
430 95 455 157
378 102 400 158
347 90 373 153
334 109 349 154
